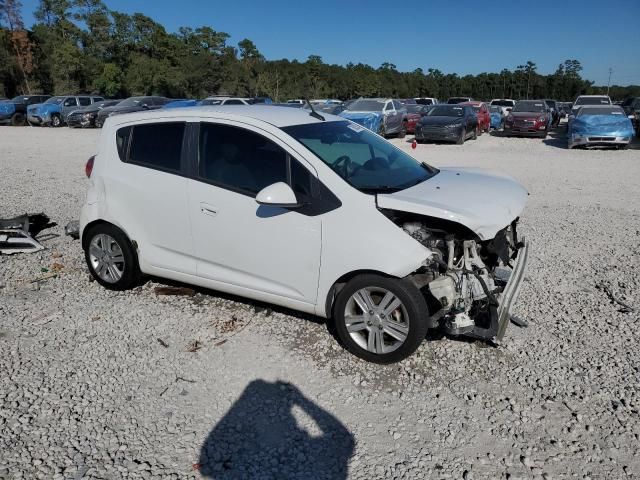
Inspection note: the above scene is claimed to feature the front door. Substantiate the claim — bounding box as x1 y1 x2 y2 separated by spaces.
187 122 322 304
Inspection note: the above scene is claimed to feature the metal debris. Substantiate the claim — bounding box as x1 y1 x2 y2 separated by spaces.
154 286 196 297
0 213 56 255
65 220 80 239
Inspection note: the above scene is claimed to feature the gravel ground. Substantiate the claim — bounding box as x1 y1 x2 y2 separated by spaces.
1 125 639 480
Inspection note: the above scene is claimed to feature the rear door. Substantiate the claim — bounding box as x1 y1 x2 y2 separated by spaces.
62 97 79 119
186 121 322 304
110 121 196 274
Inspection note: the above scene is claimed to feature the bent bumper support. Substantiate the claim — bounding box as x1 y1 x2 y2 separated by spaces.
466 238 530 344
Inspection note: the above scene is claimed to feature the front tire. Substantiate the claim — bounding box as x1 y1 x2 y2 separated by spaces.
397 122 407 138
51 114 62 127
456 128 466 145
333 274 429 364
11 112 26 126
84 223 142 291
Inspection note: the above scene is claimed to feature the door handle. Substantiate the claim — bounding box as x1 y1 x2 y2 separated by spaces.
200 203 218 217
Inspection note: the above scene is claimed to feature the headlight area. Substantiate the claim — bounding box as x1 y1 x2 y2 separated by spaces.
381 209 529 344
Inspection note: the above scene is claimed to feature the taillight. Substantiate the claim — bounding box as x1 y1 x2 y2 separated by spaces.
85 155 95 178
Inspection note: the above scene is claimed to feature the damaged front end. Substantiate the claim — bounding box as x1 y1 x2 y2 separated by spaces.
384 210 529 344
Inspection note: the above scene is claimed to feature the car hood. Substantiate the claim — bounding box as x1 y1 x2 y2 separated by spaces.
377 167 528 240
0 102 16 114
419 116 464 127
569 115 634 137
338 111 384 132
28 103 59 114
510 112 544 119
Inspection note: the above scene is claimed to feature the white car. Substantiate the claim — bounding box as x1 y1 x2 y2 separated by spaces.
571 95 611 116
80 106 530 363
490 99 516 116
201 97 252 106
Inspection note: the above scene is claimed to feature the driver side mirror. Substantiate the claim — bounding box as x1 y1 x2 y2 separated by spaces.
142 103 150 110
255 182 300 208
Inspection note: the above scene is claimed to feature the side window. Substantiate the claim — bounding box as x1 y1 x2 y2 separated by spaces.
393 101 402 110
63 97 77 107
116 126 131 162
199 123 287 195
223 99 244 105
385 103 394 111
127 122 185 172
290 160 313 200
78 97 91 106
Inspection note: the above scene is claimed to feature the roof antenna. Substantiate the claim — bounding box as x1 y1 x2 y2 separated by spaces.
305 99 325 121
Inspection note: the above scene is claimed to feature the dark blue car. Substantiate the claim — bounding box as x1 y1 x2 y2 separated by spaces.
0 95 51 126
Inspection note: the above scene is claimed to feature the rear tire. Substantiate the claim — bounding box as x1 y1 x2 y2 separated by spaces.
333 274 429 364
10 112 26 126
456 128 466 145
84 223 142 291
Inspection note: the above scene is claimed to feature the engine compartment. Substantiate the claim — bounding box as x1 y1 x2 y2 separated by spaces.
381 209 523 341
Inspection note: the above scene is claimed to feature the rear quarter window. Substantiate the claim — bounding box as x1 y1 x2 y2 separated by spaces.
117 123 185 173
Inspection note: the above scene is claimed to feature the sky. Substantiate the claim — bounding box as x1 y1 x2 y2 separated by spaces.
19 0 640 86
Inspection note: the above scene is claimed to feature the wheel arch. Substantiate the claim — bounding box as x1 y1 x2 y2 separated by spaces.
323 269 396 319
82 219 136 251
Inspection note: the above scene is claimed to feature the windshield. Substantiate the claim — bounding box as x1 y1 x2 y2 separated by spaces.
427 105 464 117
406 104 425 113
447 98 469 104
346 99 385 112
490 106 502 113
575 97 611 106
491 100 514 107
118 97 144 107
11 96 28 102
577 107 624 116
282 121 437 193
513 101 546 113
45 96 64 104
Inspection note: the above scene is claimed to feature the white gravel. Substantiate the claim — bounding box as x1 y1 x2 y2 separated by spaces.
1 125 639 480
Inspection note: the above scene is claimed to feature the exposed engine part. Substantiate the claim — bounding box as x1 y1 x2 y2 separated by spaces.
402 221 445 260
65 220 80 240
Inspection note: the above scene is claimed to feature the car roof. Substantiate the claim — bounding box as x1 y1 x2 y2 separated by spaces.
107 105 343 128
460 101 484 106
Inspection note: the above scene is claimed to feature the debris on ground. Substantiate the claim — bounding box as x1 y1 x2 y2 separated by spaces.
157 338 169 348
0 213 56 255
64 220 80 239
596 283 635 313
154 286 196 297
185 340 201 352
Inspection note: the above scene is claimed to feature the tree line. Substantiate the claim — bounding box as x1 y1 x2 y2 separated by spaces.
1 0 638 101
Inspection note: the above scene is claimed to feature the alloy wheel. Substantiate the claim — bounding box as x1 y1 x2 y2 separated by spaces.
343 287 409 354
88 234 125 283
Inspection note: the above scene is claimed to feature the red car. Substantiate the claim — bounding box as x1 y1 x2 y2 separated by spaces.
404 104 430 134
460 101 490 134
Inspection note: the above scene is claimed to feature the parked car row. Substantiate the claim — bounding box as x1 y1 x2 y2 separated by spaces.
2 92 636 149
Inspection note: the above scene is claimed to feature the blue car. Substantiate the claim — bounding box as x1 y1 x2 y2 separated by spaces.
489 105 505 130
568 105 635 149
0 95 51 126
163 99 200 109
28 95 104 127
339 98 407 137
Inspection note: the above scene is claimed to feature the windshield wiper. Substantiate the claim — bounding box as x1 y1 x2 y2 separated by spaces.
358 185 402 193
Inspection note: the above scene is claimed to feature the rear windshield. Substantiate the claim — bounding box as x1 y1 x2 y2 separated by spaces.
577 107 624 116
513 101 546 113
447 98 469 104
574 97 611 106
491 100 515 107
427 105 464 117
406 105 426 113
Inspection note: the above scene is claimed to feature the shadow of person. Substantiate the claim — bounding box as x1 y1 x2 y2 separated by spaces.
198 380 355 479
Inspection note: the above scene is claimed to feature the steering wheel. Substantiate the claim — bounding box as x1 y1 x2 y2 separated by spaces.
332 155 353 178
